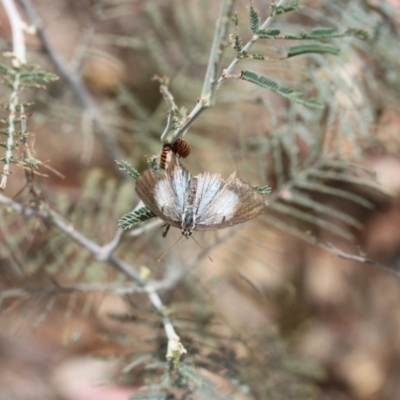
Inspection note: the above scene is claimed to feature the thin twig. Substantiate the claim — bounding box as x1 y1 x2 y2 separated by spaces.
69 0 104 71
163 0 235 144
217 0 285 87
0 282 144 300
324 242 400 279
201 0 235 106
152 230 236 293
1 0 27 66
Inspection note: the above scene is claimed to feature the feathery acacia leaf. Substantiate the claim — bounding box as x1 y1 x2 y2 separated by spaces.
19 71 58 83
272 0 299 16
118 207 156 230
287 43 340 57
264 214 318 245
269 202 355 240
249 5 260 33
257 29 281 38
253 185 272 194
286 190 363 229
294 180 375 210
116 160 140 179
240 70 323 109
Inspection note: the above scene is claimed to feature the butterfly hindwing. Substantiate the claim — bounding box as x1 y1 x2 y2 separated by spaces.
194 172 266 230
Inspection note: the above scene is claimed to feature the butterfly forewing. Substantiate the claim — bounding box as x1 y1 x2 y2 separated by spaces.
135 154 189 228
170 163 190 210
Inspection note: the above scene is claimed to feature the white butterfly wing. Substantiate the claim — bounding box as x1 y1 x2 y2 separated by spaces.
194 172 267 230
135 155 190 227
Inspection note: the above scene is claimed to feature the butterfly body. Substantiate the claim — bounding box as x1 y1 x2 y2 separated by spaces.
136 153 267 237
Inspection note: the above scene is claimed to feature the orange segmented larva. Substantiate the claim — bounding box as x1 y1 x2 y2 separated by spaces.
160 144 172 170
171 138 190 158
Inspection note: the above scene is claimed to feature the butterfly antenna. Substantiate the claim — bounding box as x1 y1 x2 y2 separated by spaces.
190 235 213 262
157 234 183 262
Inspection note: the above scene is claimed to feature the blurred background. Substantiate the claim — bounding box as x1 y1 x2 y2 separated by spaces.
1 0 400 399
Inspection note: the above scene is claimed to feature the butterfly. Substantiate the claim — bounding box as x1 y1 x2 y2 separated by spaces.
136 150 267 237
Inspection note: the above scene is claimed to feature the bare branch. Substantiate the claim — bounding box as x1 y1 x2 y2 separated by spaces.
324 242 400 279
1 0 27 67
17 0 125 172
163 0 235 144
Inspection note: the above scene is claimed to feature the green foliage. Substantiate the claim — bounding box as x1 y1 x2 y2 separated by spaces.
272 0 300 16
231 31 243 53
1 66 58 90
251 53 266 60
257 28 281 38
116 160 140 179
282 27 370 40
253 184 272 194
287 43 341 57
118 207 156 230
0 64 9 74
21 159 42 169
19 70 58 83
231 12 239 25
249 4 260 34
240 70 323 109
345 28 370 40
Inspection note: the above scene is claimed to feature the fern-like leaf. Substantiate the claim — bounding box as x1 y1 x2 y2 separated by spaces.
116 160 140 179
287 43 340 57
345 28 370 40
19 71 58 83
249 4 260 33
287 190 363 229
21 159 42 169
240 70 323 109
272 0 299 15
257 29 281 38
253 185 272 194
118 207 156 230
269 202 354 240
294 180 375 210
309 27 338 37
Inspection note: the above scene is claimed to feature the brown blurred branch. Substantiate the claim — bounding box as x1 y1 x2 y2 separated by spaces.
0 281 144 300
17 0 125 173
324 242 400 279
